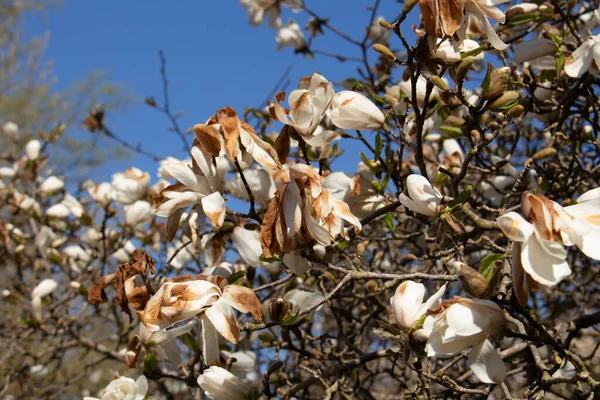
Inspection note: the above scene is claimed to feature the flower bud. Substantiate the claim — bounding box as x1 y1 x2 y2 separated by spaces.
488 91 520 111
532 148 557 161
431 76 449 91
372 44 396 60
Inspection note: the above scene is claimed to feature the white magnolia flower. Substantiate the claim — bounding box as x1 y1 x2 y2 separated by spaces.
241 0 302 29
367 16 390 45
399 174 444 217
431 38 483 63
328 91 385 131
2 121 19 139
124 200 154 227
197 366 249 400
88 182 112 205
564 34 600 78
228 169 275 207
112 240 137 264
83 375 147 400
46 194 85 219
498 190 600 295
270 73 334 138
391 281 446 329
513 38 557 64
138 320 196 366
137 279 262 344
40 176 65 194
31 279 58 321
423 297 506 383
398 76 441 108
461 0 510 51
276 20 306 51
63 245 93 273
111 167 150 206
25 139 41 160
222 350 257 375
0 166 16 178
158 157 191 180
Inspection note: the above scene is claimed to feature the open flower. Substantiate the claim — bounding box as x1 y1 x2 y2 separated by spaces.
111 167 150 206
124 200 154 228
83 375 147 400
88 182 112 204
419 0 509 51
240 0 301 29
328 91 385 131
260 165 361 265
40 176 65 195
513 38 557 64
2 121 19 140
499 189 600 302
197 366 250 400
399 174 444 217
25 139 41 160
423 297 506 383
270 73 334 138
137 278 262 346
391 281 446 330
276 20 306 51
367 16 390 44
564 34 600 78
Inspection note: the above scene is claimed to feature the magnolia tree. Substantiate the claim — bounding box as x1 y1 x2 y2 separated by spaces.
2 0 600 399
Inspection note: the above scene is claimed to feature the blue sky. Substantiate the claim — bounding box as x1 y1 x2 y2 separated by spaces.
23 0 403 183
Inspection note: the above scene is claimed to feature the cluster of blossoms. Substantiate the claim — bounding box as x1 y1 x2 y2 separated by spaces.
4 0 600 398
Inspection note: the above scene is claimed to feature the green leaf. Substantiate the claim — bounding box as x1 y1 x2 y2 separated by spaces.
260 254 281 263
144 352 158 373
375 133 383 160
227 270 247 284
482 62 493 94
446 185 472 209
478 253 505 282
439 125 464 139
507 13 537 26
281 312 300 326
383 212 395 232
460 45 485 59
181 333 199 353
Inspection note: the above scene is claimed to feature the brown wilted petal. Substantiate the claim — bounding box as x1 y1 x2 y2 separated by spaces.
439 0 465 36
193 124 222 157
204 298 240 343
223 285 263 321
275 126 292 163
126 335 141 368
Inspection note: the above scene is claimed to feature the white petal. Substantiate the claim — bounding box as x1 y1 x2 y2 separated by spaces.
468 339 507 384
520 234 571 286
202 192 226 228
497 212 534 242
390 281 425 329
283 251 311 275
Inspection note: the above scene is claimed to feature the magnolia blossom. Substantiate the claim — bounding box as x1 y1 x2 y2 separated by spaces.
367 16 390 44
399 174 444 217
136 320 196 367
423 297 506 383
328 91 385 130
63 245 93 272
419 0 509 51
124 200 154 227
431 38 483 63
276 20 306 51
83 375 148 400
270 73 334 138
2 121 19 139
137 278 262 350
398 76 441 108
25 139 41 160
40 176 65 194
260 164 361 264
324 162 386 218
197 366 250 400
111 167 150 206
498 190 600 302
513 38 557 64
240 0 301 29
46 194 85 219
228 168 275 207
391 281 446 330
564 34 600 78
31 279 58 321
88 182 112 204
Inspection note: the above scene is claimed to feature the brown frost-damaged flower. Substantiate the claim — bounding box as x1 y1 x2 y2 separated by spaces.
418 0 509 50
137 275 262 365
260 164 361 273
88 249 156 320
